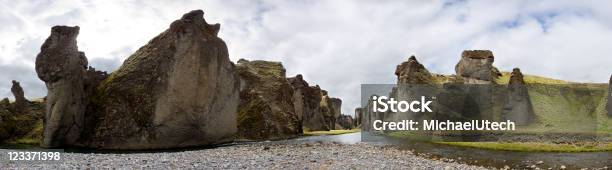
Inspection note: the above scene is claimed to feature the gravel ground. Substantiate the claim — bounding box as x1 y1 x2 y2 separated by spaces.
1 142 488 169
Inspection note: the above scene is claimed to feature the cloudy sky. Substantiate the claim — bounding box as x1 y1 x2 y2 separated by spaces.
1 0 611 116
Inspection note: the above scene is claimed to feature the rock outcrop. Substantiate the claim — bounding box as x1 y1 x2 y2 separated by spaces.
337 115 354 130
35 26 88 148
83 10 239 149
236 59 301 140
455 50 501 84
288 75 329 131
10 80 28 114
501 68 535 125
395 56 434 84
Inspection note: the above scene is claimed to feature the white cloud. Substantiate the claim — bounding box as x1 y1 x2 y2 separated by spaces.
0 0 610 116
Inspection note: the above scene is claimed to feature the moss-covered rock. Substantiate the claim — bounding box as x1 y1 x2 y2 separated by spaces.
236 59 301 140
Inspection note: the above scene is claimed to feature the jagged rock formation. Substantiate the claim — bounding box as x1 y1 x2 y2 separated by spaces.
82 10 239 149
288 75 329 131
395 56 433 84
10 80 28 114
35 26 88 148
501 68 535 125
236 59 301 140
337 115 354 130
455 50 501 84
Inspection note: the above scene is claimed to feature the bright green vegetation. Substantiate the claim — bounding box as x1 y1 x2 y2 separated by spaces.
436 142 612 152
496 72 570 84
303 129 361 136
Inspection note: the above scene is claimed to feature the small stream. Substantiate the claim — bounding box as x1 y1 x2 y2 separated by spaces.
288 132 611 169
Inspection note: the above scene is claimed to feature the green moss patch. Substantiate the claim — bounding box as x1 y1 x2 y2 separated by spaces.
303 129 360 136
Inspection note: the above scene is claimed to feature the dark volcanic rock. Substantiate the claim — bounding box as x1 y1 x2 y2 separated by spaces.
35 26 88 148
84 10 239 149
236 59 301 140
501 68 535 125
288 75 329 131
395 56 434 84
455 50 500 84
10 80 28 114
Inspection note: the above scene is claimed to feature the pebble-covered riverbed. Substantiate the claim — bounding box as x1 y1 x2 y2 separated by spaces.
2 142 487 169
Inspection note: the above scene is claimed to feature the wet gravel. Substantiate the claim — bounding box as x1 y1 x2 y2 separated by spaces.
2 142 488 169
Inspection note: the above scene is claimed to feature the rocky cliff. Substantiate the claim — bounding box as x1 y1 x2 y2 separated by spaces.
288 75 329 131
235 59 301 140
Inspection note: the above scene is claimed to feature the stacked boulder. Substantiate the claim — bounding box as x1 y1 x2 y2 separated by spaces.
235 59 301 140
455 50 501 84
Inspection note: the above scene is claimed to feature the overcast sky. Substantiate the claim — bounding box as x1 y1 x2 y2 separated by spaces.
1 0 611 116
